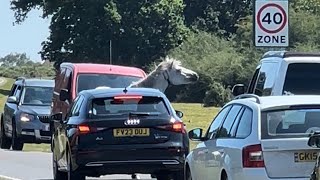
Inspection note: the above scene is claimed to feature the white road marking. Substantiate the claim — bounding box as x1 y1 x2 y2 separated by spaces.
0 175 22 180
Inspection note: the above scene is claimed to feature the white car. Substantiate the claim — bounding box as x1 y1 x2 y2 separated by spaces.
185 94 320 180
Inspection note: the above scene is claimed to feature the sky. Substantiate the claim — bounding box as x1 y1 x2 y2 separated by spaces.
0 0 50 62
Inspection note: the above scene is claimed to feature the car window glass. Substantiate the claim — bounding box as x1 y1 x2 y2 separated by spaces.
283 63 320 95
89 96 170 118
70 96 84 117
216 105 242 138
247 67 260 93
235 107 253 138
255 62 278 96
206 105 232 139
14 86 22 100
230 108 245 136
77 74 142 94
10 84 17 96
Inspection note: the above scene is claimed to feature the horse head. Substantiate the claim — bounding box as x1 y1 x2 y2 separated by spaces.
157 56 199 86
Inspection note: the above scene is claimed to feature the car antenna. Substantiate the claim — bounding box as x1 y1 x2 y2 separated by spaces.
123 87 128 94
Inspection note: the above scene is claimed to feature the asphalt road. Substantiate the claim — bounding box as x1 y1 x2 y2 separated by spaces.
0 149 154 180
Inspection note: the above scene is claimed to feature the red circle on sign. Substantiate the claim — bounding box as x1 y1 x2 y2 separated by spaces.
257 3 287 34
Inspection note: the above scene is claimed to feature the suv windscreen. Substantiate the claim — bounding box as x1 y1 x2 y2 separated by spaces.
22 86 54 105
283 63 320 95
77 74 142 94
261 108 320 139
89 96 170 118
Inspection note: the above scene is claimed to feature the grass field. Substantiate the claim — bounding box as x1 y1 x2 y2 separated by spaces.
0 77 220 152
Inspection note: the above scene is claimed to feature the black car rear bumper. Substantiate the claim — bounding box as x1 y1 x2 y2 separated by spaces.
77 159 184 177
73 145 185 176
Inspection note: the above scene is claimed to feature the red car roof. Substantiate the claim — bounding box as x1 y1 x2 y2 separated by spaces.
63 63 147 77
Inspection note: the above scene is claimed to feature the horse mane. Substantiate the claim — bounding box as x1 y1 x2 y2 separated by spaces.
128 56 182 87
156 56 182 71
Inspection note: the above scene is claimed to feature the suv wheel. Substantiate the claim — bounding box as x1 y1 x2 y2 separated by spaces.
11 121 24 151
156 170 184 180
0 120 11 149
67 151 85 180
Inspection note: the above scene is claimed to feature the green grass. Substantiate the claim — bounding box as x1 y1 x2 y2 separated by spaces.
0 77 220 152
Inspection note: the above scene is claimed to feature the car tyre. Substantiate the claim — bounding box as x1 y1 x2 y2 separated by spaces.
156 170 184 180
221 172 228 180
11 122 24 151
67 151 85 180
0 119 11 149
53 152 67 180
185 166 192 180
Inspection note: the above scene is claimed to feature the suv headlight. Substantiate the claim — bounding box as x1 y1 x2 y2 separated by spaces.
20 113 35 122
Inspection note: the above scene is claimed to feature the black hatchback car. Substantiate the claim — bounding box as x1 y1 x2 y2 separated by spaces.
51 87 188 180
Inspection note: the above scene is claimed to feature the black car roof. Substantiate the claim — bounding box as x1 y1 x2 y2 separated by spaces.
15 79 54 87
79 87 166 99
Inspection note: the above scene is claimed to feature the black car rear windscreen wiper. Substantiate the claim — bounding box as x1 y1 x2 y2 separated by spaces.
129 112 160 116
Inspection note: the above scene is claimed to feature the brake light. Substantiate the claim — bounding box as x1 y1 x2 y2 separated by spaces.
157 121 186 133
242 144 265 168
77 125 97 134
114 95 142 100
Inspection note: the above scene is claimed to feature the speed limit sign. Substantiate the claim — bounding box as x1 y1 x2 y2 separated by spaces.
254 0 289 47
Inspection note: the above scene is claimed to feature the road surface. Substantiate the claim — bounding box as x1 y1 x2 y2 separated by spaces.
0 149 154 180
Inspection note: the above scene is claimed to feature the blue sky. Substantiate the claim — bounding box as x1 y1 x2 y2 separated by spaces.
0 0 50 62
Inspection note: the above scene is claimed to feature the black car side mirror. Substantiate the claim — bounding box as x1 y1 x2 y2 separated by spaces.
59 89 70 102
175 110 183 118
232 84 245 97
51 112 63 124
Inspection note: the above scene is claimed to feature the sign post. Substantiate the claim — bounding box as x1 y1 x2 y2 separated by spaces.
254 0 289 48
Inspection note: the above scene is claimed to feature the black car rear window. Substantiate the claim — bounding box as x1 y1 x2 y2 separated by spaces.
89 96 170 118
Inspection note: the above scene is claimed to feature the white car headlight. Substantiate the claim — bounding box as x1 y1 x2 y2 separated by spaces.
20 113 35 122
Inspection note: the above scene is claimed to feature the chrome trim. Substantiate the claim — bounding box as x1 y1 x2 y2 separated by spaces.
21 131 35 136
85 160 180 166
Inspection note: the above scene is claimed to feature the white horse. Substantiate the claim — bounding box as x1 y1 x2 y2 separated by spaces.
129 56 199 92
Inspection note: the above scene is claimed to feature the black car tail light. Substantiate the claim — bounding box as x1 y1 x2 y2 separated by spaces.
77 124 97 134
156 120 186 133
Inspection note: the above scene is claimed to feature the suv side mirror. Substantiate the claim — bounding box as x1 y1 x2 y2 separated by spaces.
175 110 183 118
7 96 17 104
59 89 70 102
232 84 245 96
308 132 320 148
51 112 63 124
188 128 204 141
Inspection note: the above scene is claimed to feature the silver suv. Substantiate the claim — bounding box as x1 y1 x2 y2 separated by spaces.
232 51 320 97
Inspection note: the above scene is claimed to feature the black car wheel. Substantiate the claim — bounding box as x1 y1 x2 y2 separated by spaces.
0 119 11 149
156 170 185 180
53 151 67 180
67 151 85 180
11 122 24 151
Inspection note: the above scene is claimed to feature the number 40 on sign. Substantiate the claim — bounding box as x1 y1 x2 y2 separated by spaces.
254 0 289 47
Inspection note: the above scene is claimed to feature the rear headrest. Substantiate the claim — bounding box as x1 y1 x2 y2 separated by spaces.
305 111 320 126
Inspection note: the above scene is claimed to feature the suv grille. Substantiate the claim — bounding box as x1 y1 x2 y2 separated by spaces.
38 115 50 123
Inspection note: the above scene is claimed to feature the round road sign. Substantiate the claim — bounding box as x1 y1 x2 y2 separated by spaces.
257 3 287 34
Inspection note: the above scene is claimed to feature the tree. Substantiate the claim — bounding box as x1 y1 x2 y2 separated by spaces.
0 53 34 67
184 0 252 36
11 0 189 69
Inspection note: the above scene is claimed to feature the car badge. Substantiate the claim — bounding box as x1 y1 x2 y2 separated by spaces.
124 119 140 126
